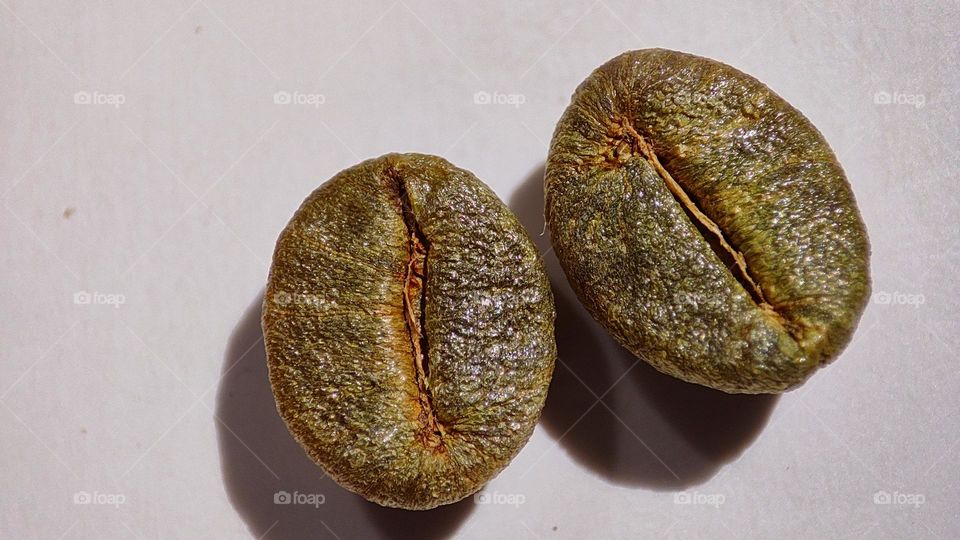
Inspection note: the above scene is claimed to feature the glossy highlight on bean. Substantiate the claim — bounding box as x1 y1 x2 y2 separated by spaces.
263 153 556 509
546 49 871 394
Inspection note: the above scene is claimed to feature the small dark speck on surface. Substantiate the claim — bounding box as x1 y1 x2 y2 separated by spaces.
63 207 75 219
80 427 87 434
553 526 558 531
195 25 203 34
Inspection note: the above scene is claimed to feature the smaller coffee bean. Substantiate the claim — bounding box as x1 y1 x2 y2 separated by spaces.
263 153 556 510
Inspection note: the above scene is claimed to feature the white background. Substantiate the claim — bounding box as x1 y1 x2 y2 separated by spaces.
2 1 958 538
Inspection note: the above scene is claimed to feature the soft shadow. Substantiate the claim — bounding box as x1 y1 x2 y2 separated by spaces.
510 163 779 489
216 292 474 539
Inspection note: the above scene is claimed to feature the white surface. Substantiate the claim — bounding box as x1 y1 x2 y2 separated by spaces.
2 1 958 538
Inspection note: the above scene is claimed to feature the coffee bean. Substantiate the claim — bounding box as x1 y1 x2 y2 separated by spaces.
263 153 556 509
546 49 870 394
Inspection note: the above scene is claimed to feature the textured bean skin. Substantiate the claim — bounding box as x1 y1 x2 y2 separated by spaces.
546 49 870 394
263 154 555 510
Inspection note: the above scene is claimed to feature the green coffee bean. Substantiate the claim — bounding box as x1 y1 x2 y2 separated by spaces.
264 153 556 509
546 49 870 394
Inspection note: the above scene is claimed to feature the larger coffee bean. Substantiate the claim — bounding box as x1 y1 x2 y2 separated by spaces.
546 49 870 394
263 153 556 510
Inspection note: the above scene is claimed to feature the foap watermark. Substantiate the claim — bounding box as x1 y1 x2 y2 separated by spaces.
674 490 725 508
271 291 328 308
873 490 925 508
873 90 925 109
273 90 325 108
473 90 526 108
74 490 126 508
474 490 526 508
74 91 126 109
274 490 325 508
74 290 126 308
872 290 925 307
